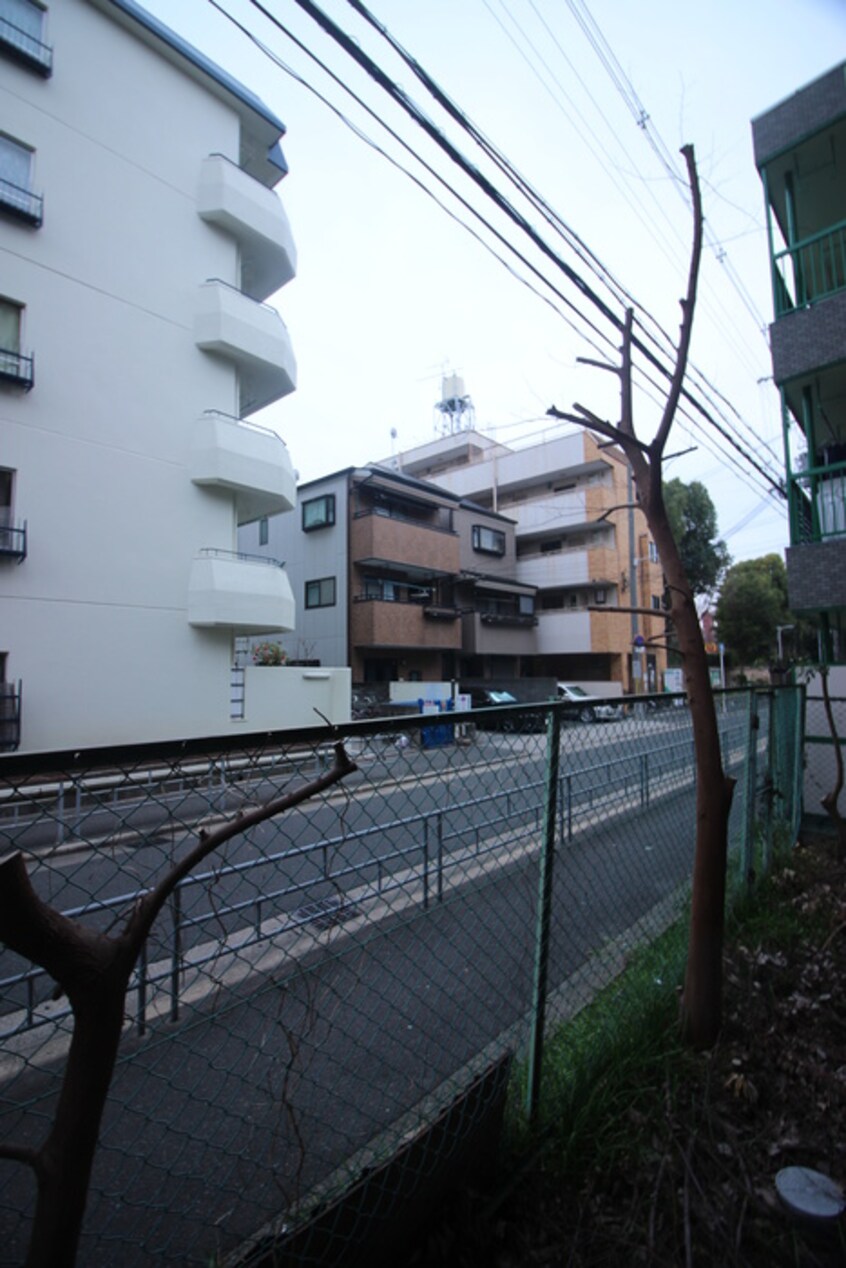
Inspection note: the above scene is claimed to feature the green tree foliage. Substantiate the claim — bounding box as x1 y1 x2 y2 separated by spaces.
715 553 790 666
664 478 730 597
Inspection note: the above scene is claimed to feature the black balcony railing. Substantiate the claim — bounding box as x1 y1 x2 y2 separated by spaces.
0 521 26 561
478 611 538 627
198 546 285 568
0 347 34 390
354 504 456 534
423 605 460 621
0 16 52 76
0 681 21 752
0 176 42 226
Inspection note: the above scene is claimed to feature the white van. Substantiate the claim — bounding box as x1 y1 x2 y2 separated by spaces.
557 683 624 722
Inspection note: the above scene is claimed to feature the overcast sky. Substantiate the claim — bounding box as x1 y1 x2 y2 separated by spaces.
145 0 846 564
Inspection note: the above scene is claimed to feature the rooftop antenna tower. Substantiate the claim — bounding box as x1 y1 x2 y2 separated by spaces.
435 372 474 437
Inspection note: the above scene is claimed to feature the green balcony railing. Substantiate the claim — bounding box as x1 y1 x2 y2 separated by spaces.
789 455 846 543
772 219 846 317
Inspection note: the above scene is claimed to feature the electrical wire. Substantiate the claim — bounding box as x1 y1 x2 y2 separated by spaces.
207 0 785 500
338 0 785 494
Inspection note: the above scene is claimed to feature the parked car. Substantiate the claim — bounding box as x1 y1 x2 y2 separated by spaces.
465 688 548 733
556 682 624 723
350 688 381 720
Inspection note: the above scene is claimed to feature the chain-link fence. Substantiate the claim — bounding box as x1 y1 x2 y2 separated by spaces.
0 686 804 1265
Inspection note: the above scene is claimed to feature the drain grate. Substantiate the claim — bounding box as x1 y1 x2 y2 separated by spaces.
293 894 359 931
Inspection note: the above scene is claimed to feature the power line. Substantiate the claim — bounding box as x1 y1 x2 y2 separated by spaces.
336 0 785 494
210 0 785 498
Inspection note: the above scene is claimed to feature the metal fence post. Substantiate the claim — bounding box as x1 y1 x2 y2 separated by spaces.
566 773 573 842
763 691 776 877
742 690 759 891
436 811 444 903
170 885 182 1023
793 683 806 837
137 941 148 1036
423 818 430 910
526 707 560 1124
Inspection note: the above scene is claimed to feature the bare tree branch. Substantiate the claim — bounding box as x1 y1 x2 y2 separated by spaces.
0 853 110 990
588 605 674 620
652 145 703 459
124 741 357 948
0 1144 42 1174
576 356 620 375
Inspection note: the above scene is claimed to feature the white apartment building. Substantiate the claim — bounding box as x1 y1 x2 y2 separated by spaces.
0 0 348 752
389 428 667 692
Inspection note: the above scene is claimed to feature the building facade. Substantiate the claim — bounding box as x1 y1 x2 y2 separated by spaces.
753 62 846 656
239 464 537 684
388 428 667 692
0 0 347 752
242 430 668 695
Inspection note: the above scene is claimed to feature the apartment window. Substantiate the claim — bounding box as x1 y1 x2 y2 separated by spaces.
594 589 607 604
651 594 662 611
302 493 335 532
305 576 336 609
540 539 562 554
518 594 535 616
258 516 269 546
0 298 31 389
0 0 51 76
648 541 659 563
472 524 505 556
364 576 398 601
0 467 12 520
0 134 40 225
0 467 23 558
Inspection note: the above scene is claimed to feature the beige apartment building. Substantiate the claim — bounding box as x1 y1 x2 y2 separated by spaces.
388 428 668 693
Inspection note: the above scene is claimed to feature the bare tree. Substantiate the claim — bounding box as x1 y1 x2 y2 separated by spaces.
548 145 735 1049
0 740 357 1268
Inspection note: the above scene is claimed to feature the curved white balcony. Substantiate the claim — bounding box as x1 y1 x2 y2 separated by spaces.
198 154 296 302
188 549 295 633
195 280 297 415
190 411 296 524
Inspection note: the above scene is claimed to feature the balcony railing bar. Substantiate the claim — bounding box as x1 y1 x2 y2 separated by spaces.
198 547 285 568
0 347 34 389
0 17 52 75
202 277 284 319
0 521 27 560
201 408 286 444
0 680 21 752
0 176 42 225
788 465 846 543
353 594 450 606
478 612 538 627
353 506 456 535
206 152 270 187
772 218 846 316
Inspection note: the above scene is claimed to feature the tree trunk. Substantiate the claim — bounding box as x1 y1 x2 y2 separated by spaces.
26 960 130 1268
649 499 734 1048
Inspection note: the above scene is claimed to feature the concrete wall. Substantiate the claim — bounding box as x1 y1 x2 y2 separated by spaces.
241 666 351 729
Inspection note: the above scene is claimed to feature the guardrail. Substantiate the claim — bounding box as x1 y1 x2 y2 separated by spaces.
0 712 747 1038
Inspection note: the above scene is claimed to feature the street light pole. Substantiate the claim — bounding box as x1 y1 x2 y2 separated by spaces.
776 624 794 662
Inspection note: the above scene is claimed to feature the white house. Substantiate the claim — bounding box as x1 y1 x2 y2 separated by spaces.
0 0 348 752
